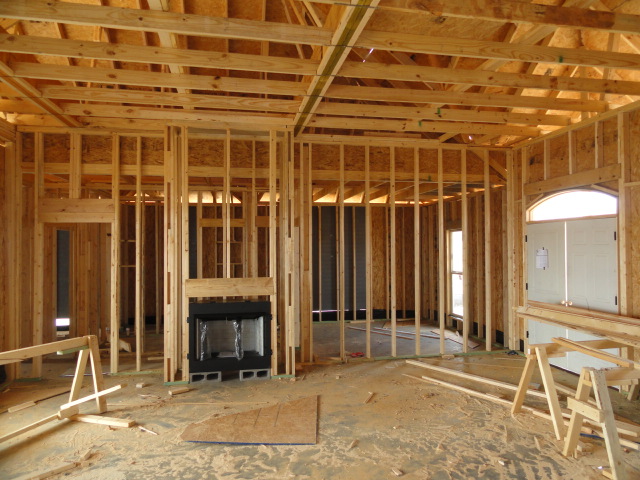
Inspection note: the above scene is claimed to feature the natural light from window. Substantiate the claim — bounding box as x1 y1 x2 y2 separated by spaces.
529 190 617 222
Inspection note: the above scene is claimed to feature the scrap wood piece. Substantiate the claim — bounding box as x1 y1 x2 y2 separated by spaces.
8 401 36 413
430 329 480 349
118 339 132 353
181 395 318 445
169 387 190 396
72 414 135 428
13 461 79 480
59 384 124 414
364 392 375 404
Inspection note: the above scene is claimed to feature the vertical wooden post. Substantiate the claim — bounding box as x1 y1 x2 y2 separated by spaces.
506 150 517 350
5 139 21 379
461 149 470 353
135 136 143 372
438 148 446 354
224 129 231 281
155 201 161 335
618 112 631 316
181 127 189 380
413 147 421 355
32 132 45 378
339 144 346 361
389 147 397 357
268 130 278 374
317 202 322 324
484 151 493 351
249 141 258 280
110 133 121 375
365 146 372 358
352 206 357 322
196 192 203 293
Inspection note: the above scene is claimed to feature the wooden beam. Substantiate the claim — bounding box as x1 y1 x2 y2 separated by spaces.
0 0 331 45
185 277 276 298
0 33 317 77
293 0 380 134
315 102 571 127
40 86 299 114
378 0 640 35
307 116 540 137
326 83 606 112
38 198 116 223
355 27 640 71
0 60 79 127
340 60 640 96
523 163 621 196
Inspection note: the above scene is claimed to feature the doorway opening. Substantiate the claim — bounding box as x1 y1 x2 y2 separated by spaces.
526 189 619 373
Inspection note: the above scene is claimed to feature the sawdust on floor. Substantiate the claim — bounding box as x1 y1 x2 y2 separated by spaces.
1 353 639 480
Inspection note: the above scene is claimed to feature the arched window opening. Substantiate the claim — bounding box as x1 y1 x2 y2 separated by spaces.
528 190 617 222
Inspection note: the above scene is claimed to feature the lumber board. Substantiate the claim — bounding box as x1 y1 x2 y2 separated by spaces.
71 414 136 428
0 337 88 362
405 360 548 400
184 277 276 298
551 337 638 368
38 198 116 223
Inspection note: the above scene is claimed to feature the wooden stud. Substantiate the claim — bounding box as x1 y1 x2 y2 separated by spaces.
224 129 231 280
390 147 397 357
135 136 143 372
484 151 492 351
461 150 469 354
437 148 445 354
352 206 357 322
110 133 120 375
339 144 346 361
269 130 278 374
155 201 161 335
414 147 421 356
181 127 189 380
617 112 631 316
5 139 20 379
32 132 44 378
365 146 372 358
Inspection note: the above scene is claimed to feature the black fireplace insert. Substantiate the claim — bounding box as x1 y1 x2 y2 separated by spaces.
188 301 272 380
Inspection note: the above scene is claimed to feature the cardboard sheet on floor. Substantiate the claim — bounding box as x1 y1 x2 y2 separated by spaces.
181 395 318 445
0 386 70 414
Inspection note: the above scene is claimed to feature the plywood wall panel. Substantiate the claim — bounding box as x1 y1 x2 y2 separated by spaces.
371 207 387 311
83 135 112 164
141 137 164 166
602 117 619 167
189 139 224 167
527 141 544 183
548 136 570 178
119 136 137 166
575 124 595 173
43 134 70 164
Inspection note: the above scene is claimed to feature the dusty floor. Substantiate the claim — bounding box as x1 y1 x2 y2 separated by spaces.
1 340 640 479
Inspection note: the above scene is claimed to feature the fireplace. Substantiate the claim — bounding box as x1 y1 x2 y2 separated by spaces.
188 301 272 382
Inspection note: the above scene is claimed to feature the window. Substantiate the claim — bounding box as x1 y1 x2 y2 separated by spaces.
529 190 617 222
449 230 464 317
